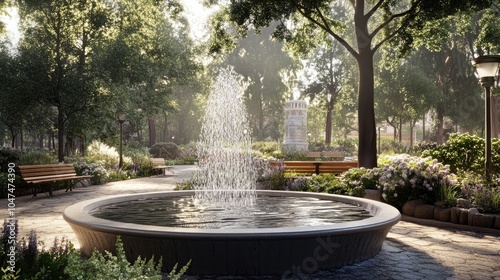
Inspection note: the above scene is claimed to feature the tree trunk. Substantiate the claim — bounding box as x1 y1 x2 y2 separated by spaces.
148 118 156 147
57 107 64 162
325 108 333 146
436 109 444 145
398 119 402 143
356 53 377 168
355 1 377 168
422 113 426 141
163 112 168 142
409 121 414 147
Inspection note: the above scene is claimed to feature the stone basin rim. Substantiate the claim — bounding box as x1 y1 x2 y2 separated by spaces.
63 190 401 239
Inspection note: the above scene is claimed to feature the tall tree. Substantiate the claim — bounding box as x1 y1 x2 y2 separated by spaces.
18 0 112 161
225 25 294 141
376 60 436 144
208 0 491 168
96 0 198 147
300 40 352 145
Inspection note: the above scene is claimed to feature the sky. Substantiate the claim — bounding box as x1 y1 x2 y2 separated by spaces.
180 0 218 41
0 7 20 50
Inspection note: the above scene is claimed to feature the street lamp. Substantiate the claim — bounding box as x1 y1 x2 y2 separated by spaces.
116 111 126 169
472 55 500 183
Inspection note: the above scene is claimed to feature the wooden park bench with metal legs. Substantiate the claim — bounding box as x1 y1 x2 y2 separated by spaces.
18 164 92 197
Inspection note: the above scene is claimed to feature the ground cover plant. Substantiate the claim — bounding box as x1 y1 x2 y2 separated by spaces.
0 221 189 279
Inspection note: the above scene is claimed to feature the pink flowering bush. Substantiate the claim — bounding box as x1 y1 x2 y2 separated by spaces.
376 154 457 209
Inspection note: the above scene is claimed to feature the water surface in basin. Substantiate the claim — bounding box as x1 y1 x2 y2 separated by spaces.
90 195 372 229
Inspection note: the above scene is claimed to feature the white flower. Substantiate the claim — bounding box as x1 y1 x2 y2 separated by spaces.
394 193 398 198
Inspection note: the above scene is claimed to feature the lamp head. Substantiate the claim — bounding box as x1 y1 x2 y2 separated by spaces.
116 111 126 123
473 55 500 87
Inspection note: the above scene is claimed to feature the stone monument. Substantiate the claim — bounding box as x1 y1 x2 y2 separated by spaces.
283 99 308 152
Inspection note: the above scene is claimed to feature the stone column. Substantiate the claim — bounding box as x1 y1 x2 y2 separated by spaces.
283 100 308 152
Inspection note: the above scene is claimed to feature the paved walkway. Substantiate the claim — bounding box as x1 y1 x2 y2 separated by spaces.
3 165 500 279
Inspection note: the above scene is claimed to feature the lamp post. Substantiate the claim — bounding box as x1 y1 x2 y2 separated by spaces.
116 111 126 169
472 55 500 183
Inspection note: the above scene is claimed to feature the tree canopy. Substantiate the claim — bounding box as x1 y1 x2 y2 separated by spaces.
208 0 492 167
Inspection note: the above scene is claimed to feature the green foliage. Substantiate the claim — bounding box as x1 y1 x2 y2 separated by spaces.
86 140 131 170
377 154 457 209
71 160 108 185
106 169 133 182
379 140 415 156
252 142 282 158
434 182 461 207
308 174 365 197
123 147 154 177
0 224 189 279
340 168 379 190
470 186 500 214
460 172 500 214
174 179 194 190
282 150 308 161
174 143 198 165
421 133 500 175
17 150 58 165
0 150 19 173
65 236 163 279
149 142 179 160
1 225 75 280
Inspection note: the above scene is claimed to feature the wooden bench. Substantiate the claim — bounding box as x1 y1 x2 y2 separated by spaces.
270 161 358 175
18 164 92 197
150 158 172 175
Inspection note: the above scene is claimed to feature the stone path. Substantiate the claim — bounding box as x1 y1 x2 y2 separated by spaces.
2 165 499 279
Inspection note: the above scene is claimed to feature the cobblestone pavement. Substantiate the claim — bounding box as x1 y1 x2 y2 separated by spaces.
3 165 500 280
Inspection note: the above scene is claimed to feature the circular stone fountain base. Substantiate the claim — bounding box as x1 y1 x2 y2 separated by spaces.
63 190 400 276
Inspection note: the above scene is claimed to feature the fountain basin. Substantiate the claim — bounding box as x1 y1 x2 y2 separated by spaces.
63 190 400 276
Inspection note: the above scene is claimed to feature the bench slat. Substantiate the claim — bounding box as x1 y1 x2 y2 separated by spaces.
19 169 78 177
23 173 79 181
27 175 92 184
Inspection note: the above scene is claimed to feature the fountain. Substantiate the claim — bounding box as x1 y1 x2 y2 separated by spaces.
64 68 400 276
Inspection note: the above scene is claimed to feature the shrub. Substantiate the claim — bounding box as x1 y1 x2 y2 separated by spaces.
65 236 163 279
376 154 457 209
18 149 58 165
421 133 500 175
331 138 358 156
124 146 153 176
149 142 179 160
1 222 74 280
340 168 379 190
379 140 414 155
71 160 108 185
0 223 189 279
175 143 198 165
106 169 132 182
86 140 131 170
460 172 500 213
257 160 290 190
283 150 308 161
252 141 281 157
0 149 19 173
